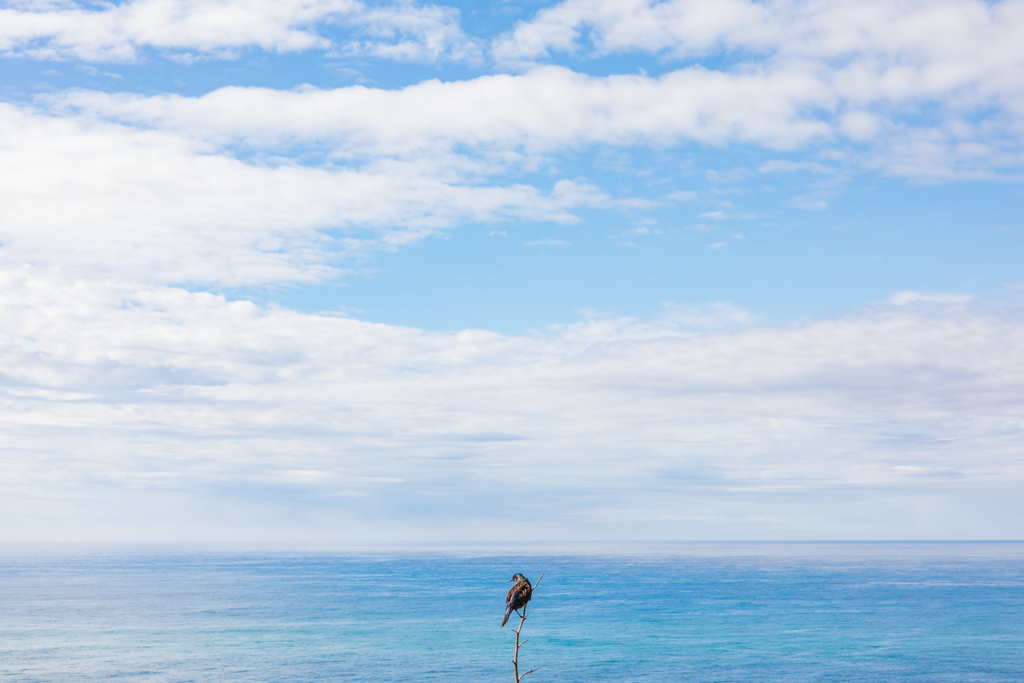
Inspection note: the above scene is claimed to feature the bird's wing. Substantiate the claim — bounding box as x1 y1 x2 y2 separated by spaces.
506 580 532 611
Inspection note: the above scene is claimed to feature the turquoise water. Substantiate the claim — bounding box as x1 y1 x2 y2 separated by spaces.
2 543 1022 681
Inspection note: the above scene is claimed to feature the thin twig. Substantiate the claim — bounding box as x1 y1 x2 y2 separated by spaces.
513 604 529 681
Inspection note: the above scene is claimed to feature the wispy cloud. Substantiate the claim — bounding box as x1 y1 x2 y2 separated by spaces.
759 160 837 174
0 100 617 285
889 291 974 305
789 195 828 211
661 300 756 329
619 226 661 237
0 0 481 63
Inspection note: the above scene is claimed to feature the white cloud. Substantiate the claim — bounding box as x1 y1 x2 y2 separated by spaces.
52 65 836 154
336 2 483 63
789 195 828 210
0 100 613 285
524 238 570 246
706 168 753 183
889 291 974 305
620 226 661 236
1 270 1022 540
496 0 1024 98
493 0 1024 178
662 300 756 329
0 0 480 63
492 0 772 63
40 48 1024 182
839 111 880 142
758 160 836 174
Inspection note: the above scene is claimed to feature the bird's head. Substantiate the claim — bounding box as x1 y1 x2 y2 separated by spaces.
510 573 527 583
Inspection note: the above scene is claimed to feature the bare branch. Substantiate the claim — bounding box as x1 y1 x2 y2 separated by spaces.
511 573 545 683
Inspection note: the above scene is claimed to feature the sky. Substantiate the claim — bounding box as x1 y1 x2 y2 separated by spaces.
1 0 1023 543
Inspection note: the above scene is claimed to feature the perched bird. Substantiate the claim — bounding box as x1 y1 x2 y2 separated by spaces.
501 573 533 627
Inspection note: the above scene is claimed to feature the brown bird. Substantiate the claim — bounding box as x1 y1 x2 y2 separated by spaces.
501 573 533 627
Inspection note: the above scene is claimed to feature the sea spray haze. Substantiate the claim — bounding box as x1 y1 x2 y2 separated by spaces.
2 543 1023 682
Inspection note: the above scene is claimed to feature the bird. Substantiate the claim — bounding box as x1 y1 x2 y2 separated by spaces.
501 573 533 627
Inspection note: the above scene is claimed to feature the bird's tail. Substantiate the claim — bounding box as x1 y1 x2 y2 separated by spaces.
500 607 512 627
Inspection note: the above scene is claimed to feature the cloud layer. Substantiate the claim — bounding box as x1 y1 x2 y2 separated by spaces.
2 270 1022 541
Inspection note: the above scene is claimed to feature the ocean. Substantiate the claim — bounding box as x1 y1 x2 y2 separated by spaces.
1 543 1022 682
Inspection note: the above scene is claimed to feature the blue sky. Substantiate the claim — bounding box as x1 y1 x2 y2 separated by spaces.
1 0 1023 543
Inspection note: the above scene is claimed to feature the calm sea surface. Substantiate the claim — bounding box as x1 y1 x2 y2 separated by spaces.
1 543 1022 682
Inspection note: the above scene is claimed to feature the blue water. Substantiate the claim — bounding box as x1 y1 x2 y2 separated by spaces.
2 543 1022 682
